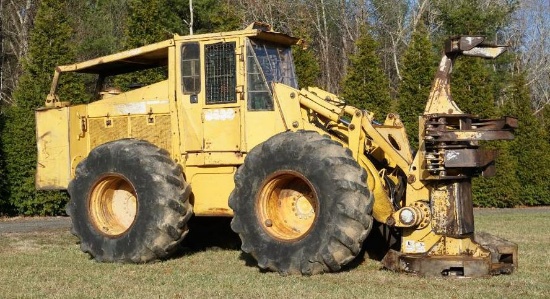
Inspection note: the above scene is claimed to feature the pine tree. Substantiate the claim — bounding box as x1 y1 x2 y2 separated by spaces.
125 0 188 48
450 57 497 117
452 56 517 207
0 115 10 215
193 0 241 34
0 0 84 215
397 23 437 149
433 0 516 118
74 0 128 61
541 105 550 143
433 0 521 207
341 27 392 119
540 105 550 204
115 0 189 88
293 46 320 89
504 73 550 205
472 141 520 207
434 0 515 38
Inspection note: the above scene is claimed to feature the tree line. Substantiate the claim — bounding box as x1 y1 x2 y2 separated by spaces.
0 0 548 215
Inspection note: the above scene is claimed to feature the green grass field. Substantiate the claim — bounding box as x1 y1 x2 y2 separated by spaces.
1 208 549 298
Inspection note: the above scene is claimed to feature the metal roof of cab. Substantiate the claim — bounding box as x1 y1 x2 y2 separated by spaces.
55 22 300 76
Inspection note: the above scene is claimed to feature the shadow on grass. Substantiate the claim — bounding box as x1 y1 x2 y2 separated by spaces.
341 221 401 273
172 218 401 274
171 216 242 259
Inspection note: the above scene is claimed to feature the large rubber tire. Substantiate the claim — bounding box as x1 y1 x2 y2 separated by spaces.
67 139 192 263
229 131 373 275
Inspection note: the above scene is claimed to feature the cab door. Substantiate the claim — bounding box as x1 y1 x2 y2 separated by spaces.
201 39 242 152
176 39 243 153
177 42 203 152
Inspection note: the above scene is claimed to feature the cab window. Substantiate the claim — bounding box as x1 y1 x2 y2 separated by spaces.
181 43 200 94
205 42 237 104
246 39 297 111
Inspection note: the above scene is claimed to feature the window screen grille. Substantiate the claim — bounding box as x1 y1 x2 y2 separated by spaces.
205 42 236 104
181 43 200 94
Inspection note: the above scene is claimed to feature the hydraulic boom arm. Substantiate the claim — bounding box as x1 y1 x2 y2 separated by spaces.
288 36 518 277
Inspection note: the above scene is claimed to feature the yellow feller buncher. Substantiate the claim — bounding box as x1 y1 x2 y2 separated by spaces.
36 23 517 276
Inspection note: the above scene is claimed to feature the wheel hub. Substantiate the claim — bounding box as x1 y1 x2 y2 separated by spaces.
294 194 314 220
256 171 318 241
88 174 138 237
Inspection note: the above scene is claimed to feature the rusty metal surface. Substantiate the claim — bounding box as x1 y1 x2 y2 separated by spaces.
425 114 517 142
444 36 507 59
431 181 474 236
382 231 517 277
444 148 496 168
422 114 516 180
455 181 474 235
463 46 507 59
458 36 485 51
445 36 485 54
428 130 514 142
475 231 518 274
391 35 518 278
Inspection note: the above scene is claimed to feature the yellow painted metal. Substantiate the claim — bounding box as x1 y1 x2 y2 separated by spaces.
361 115 413 171
297 88 342 123
243 109 286 150
56 40 175 74
273 85 404 225
358 155 395 224
167 44 183 162
86 81 171 117
203 108 241 151
347 110 364 160
177 94 203 153
35 23 516 274
271 84 304 131
401 229 490 258
86 113 172 152
424 56 463 115
187 166 236 216
400 225 442 254
68 105 88 178
391 202 431 228
185 152 245 166
36 104 89 189
285 86 401 225
394 43 516 264
88 174 138 237
199 38 244 153
304 87 345 106
35 107 71 189
268 85 400 227
256 171 318 241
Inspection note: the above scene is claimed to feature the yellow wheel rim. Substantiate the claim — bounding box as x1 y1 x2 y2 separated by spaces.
256 171 318 241
88 174 138 237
